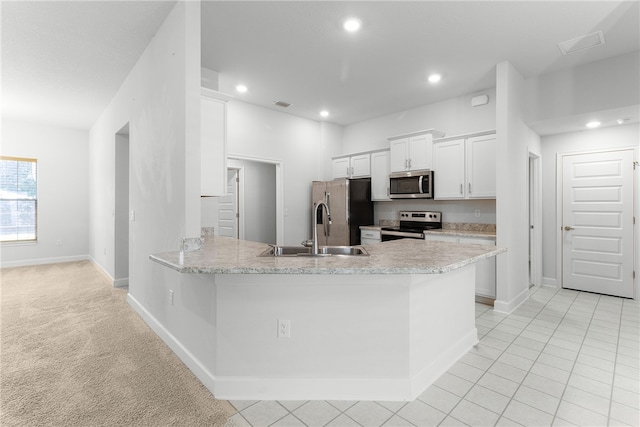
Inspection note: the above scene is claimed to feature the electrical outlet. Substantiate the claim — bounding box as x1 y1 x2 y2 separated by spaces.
474 209 481 218
277 319 291 338
169 289 174 306
56 240 63 246
129 210 136 221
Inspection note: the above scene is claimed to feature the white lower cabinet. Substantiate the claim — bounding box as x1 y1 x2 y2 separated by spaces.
424 234 496 298
360 229 381 245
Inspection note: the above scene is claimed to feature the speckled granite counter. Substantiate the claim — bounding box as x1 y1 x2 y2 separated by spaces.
149 236 505 275
424 229 496 239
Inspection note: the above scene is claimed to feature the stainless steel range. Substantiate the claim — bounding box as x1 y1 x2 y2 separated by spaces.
380 211 442 241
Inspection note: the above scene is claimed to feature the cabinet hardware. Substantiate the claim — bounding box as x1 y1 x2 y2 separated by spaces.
468 183 472 194
460 184 463 195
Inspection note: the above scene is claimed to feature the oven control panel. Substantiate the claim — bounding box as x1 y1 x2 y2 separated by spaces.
399 211 441 222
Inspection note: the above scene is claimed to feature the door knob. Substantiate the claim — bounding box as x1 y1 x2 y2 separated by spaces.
564 226 575 231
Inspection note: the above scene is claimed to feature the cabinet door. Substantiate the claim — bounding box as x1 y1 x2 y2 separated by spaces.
433 139 465 199
332 157 350 179
460 236 496 298
371 151 391 201
407 133 432 170
201 96 227 196
350 154 371 178
389 138 408 172
467 134 496 199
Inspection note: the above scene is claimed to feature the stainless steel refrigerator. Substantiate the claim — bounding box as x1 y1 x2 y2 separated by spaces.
311 178 374 246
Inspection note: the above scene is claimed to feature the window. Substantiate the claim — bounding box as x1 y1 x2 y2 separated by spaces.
0 156 38 242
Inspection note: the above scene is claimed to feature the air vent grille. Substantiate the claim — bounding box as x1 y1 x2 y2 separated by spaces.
558 30 605 55
273 100 292 108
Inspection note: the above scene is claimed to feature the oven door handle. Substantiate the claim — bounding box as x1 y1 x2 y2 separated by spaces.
381 230 425 239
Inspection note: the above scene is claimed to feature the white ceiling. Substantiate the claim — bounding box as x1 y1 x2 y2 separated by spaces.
2 1 639 131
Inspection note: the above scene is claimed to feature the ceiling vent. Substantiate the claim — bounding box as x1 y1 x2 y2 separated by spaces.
273 100 292 108
558 30 605 55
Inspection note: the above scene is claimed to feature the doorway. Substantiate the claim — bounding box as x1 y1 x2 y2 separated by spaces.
114 124 129 288
560 148 635 298
218 168 239 238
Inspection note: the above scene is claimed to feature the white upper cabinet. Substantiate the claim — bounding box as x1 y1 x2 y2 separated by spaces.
388 129 445 173
201 88 232 197
332 153 371 179
433 131 496 200
370 150 391 201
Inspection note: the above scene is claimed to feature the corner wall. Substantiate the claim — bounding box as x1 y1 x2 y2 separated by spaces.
1 120 90 267
495 62 541 313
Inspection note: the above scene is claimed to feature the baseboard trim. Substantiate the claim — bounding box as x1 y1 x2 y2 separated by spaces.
88 257 114 285
113 278 129 288
542 276 558 288
493 287 530 314
126 294 218 397
1 254 89 269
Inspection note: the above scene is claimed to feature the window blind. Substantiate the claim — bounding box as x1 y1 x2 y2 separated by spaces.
0 156 38 242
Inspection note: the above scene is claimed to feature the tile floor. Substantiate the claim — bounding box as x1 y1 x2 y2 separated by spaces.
226 286 640 427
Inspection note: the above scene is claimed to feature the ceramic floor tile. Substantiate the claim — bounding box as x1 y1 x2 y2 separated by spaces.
480 336 511 351
555 400 608 427
469 343 503 360
547 337 581 352
376 401 407 412
497 351 535 371
576 352 616 372
617 343 640 358
583 337 618 353
495 416 525 426
542 343 579 362
292 401 341 427
476 372 519 398
513 385 560 415
344 401 394 427
562 386 610 416
326 401 358 412
381 415 415 427
459 351 494 371
464 384 510 414
568 373 612 398
433 372 474 397
522 372 566 398
438 415 469 426
396 399 446 427
530 361 571 384
551 416 580 427
579 343 617 362
505 343 541 361
271 414 307 427
240 401 289 427
609 401 640 426
325 414 362 427
278 401 308 412
502 400 554 426
571 362 614 384
493 323 525 336
615 373 640 393
231 400 260 411
488 361 528 383
512 336 546 352
450 399 500 427
448 360 485 383
417 385 462 414
228 412 253 427
616 352 640 369
536 352 575 372
519 329 551 344
612 386 640 410
616 363 640 382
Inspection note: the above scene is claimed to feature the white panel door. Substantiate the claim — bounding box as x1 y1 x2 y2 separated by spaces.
562 150 634 298
218 169 238 238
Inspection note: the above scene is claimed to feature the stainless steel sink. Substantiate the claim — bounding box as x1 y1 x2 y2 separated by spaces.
259 245 369 257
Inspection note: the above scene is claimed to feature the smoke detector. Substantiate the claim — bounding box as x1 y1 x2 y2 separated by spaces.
558 30 605 55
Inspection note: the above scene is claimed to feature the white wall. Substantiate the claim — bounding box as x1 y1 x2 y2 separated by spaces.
525 52 639 125
226 100 341 245
1 119 89 267
89 0 200 302
540 123 639 286
495 62 542 313
342 88 496 154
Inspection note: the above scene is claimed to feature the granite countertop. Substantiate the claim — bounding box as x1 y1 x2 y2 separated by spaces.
359 225 382 231
424 229 496 239
149 236 505 275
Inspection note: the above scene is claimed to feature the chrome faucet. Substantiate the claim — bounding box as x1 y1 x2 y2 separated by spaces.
312 200 331 255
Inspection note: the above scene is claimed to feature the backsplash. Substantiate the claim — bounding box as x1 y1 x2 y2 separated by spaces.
374 199 496 226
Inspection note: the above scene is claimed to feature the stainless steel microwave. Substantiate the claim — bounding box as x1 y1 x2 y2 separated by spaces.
389 170 433 199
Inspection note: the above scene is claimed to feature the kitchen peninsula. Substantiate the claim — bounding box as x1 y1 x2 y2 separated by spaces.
145 237 505 402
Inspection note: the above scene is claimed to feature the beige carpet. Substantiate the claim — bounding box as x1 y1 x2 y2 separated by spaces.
0 261 237 426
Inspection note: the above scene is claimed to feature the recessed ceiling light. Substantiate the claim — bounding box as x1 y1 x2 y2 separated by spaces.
343 18 361 32
617 118 631 125
235 84 248 93
586 121 601 128
320 110 330 118
428 74 442 84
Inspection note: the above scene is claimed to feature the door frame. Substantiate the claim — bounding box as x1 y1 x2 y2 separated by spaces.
555 146 638 296
528 148 542 287
227 154 284 245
